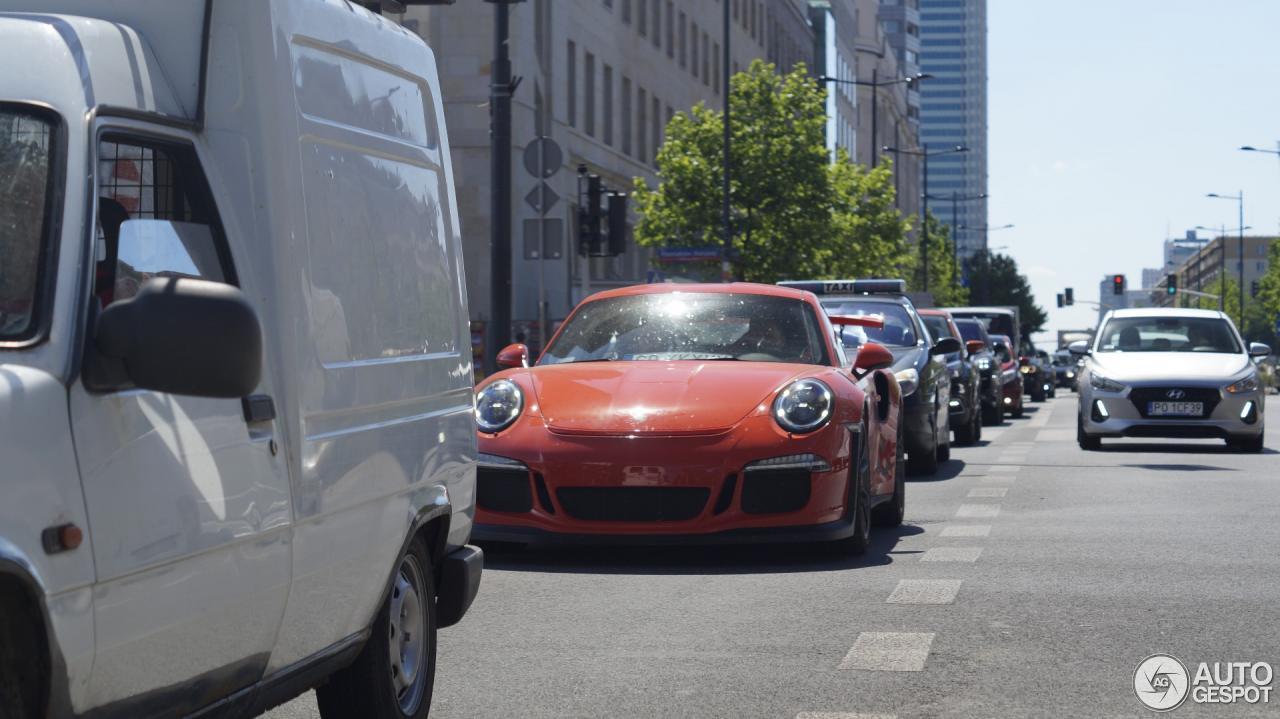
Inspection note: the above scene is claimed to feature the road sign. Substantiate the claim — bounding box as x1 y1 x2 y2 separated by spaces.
523 182 560 213
523 218 564 260
523 137 563 178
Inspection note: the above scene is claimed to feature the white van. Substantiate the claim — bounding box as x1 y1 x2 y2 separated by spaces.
0 1 480 717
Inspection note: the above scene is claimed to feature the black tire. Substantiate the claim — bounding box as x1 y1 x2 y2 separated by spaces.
981 399 1002 426
837 424 873 553
873 421 906 528
974 411 983 442
1228 433 1264 453
1077 415 1101 450
1010 395 1024 419
1030 381 1046 402
936 438 951 463
908 417 939 475
0 591 46 719
318 536 437 719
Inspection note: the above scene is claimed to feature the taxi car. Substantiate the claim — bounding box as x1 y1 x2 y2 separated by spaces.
471 283 907 553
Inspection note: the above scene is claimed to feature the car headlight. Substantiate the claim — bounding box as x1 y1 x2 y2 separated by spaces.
1089 373 1126 393
976 357 992 371
1225 375 1260 394
894 368 919 397
1019 365 1033 374
773 379 833 434
1066 370 1075 378
475 379 524 433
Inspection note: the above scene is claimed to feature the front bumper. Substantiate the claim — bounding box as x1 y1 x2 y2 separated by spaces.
437 544 483 628
1079 383 1264 439
474 514 859 546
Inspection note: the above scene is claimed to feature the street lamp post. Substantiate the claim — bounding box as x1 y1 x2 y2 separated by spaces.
721 0 731 280
882 144 967 293
818 72 929 168
926 192 986 288
1206 192 1245 322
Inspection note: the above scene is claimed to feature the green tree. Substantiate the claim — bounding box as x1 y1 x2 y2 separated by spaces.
633 60 912 283
962 250 1048 336
1195 274 1241 328
906 211 968 307
1248 241 1280 346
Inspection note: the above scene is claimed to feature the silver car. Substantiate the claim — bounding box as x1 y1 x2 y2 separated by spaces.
1072 308 1270 452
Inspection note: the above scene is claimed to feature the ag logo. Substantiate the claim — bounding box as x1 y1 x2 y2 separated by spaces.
1135 654 1190 711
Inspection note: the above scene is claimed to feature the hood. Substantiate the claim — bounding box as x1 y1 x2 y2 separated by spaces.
889 346 926 373
1091 352 1251 383
526 361 812 435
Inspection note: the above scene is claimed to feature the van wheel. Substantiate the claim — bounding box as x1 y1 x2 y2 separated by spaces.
318 536 437 719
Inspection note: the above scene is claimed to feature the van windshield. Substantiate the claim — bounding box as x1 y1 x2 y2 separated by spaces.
0 109 55 341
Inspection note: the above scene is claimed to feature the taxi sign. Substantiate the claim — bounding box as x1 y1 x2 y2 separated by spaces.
777 279 907 296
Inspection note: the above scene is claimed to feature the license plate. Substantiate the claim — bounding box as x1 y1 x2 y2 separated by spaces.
1148 401 1203 417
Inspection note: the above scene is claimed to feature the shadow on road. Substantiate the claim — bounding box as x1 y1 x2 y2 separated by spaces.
1095 442 1277 456
909 458 966 482
480 523 926 576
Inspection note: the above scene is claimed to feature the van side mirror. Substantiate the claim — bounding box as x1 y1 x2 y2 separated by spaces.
965 339 985 355
1249 342 1271 358
496 343 530 369
90 278 262 398
930 337 962 356
853 341 894 379
1068 340 1090 356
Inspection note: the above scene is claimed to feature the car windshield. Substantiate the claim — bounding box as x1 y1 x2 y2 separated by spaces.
540 292 829 365
0 109 55 340
822 300 918 348
955 312 1015 341
955 321 985 343
920 315 954 343
1053 351 1072 366
1096 316 1240 353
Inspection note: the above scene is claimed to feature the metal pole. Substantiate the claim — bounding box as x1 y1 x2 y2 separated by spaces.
488 2 513 373
721 0 732 281
951 192 960 289
870 68 878 169
537 137 546 353
1220 225 1226 311
921 145 929 293
1238 191 1245 327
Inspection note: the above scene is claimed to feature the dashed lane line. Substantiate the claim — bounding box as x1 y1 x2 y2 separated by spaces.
920 547 983 562
796 714 897 719
955 504 1001 518
968 487 1008 498
886 579 963 605
980 475 1017 483
839 632 936 672
940 524 991 537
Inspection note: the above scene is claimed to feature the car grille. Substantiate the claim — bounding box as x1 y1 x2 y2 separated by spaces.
555 487 710 522
1128 386 1221 419
477 467 533 513
741 468 811 514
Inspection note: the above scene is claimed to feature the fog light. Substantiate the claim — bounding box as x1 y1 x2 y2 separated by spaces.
1003 396 1012 405
1091 399 1109 422
1241 401 1258 424
745 453 832 472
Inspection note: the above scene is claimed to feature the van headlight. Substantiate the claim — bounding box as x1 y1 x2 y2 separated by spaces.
1225 375 1260 394
894 368 919 397
976 357 992 371
773 379 833 434
475 379 523 433
1089 373 1126 393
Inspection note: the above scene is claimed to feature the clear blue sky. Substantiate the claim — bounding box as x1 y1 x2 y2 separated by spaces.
988 0 1280 345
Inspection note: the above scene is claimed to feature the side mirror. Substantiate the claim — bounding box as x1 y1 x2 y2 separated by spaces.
91 278 261 397
965 339 985 355
496 343 530 369
1068 340 1090 356
853 341 894 378
930 336 962 356
1249 342 1271 358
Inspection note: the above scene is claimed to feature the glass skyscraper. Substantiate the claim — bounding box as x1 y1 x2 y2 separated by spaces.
916 0 987 261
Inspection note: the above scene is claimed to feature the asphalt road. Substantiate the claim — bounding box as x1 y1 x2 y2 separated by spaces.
265 392 1280 718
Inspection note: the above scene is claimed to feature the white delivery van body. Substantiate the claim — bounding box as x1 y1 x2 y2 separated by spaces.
0 1 481 717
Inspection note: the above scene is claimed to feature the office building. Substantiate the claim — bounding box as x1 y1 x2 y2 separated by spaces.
1153 235 1277 309
916 0 987 260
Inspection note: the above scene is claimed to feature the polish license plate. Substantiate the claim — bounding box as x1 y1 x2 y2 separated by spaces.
1148 401 1203 417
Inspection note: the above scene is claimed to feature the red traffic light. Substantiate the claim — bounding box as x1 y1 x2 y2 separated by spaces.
1111 274 1126 296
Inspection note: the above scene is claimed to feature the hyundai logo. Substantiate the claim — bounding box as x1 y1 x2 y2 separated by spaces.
1166 389 1187 399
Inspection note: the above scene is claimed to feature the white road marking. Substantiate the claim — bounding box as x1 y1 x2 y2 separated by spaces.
1035 429 1075 442
941 524 991 537
968 487 1008 498
1011 440 1034 446
990 464 1022 473
839 632 936 672
956 504 1001 518
921 547 983 562
887 579 963 605
796 714 897 719
981 475 1017 483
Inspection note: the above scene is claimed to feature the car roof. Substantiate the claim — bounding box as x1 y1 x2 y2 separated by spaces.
820 294 911 306
917 308 952 318
944 306 1015 316
586 282 812 302
1105 307 1226 320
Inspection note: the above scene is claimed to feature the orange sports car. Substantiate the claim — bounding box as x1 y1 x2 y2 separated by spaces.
472 282 905 553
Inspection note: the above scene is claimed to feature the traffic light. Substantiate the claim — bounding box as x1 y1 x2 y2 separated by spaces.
1056 293 1065 308
1166 274 1177 296
1112 274 1126 295
1064 287 1074 305
606 192 628 256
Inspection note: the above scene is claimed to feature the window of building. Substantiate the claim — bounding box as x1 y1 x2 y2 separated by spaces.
713 42 721 94
621 0 631 24
666 2 674 58
679 12 687 69
638 0 647 36
652 0 660 47
883 20 902 34
691 21 698 75
566 41 577 128
621 76 632 156
584 52 596 136
702 32 710 85
637 87 647 162
603 64 614 146
651 95 661 164
603 0 612 8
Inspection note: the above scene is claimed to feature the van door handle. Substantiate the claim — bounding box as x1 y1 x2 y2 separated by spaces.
242 394 276 423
